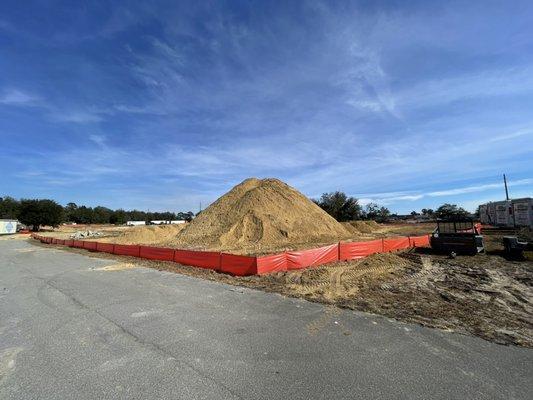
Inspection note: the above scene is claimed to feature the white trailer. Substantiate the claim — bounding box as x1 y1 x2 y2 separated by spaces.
479 198 532 228
495 201 511 226
0 219 18 235
513 198 533 227
126 221 146 226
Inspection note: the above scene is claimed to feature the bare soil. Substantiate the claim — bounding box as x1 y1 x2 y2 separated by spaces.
262 250 533 347
94 224 186 245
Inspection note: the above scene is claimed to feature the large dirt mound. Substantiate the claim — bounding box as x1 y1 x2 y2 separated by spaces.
173 178 351 254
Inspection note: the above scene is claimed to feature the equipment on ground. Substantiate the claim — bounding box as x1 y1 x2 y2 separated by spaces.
430 219 484 255
502 234 532 257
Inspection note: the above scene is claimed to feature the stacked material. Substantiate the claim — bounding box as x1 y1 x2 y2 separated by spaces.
70 230 103 239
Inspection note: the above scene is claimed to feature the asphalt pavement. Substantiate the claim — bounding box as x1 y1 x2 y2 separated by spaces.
1 238 532 399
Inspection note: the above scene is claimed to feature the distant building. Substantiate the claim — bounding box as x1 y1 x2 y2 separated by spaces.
126 221 146 226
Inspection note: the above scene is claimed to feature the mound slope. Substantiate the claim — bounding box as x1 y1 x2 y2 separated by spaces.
173 178 351 254
96 224 186 245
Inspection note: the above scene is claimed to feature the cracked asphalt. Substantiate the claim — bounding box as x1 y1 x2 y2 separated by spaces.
1 239 532 399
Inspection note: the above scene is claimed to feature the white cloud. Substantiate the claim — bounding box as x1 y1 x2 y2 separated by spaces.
394 66 533 111
88 134 106 147
489 129 532 142
0 89 39 105
352 179 532 209
49 110 103 123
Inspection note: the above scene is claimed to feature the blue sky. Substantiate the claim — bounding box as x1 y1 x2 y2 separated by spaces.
1 1 532 214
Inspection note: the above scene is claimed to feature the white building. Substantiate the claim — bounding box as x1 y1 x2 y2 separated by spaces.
479 198 532 228
126 221 146 226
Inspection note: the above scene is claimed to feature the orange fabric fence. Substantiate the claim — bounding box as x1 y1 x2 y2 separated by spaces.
256 253 288 275
286 244 339 270
30 232 433 276
139 246 175 261
174 249 220 270
220 253 257 276
339 239 383 260
113 244 141 257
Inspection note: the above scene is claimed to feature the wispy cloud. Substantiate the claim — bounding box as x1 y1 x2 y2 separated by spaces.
489 129 532 142
355 179 533 208
394 66 533 111
0 89 40 105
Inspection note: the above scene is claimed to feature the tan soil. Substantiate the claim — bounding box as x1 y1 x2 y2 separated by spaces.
341 220 380 234
95 262 136 271
257 250 533 347
94 224 186 246
171 178 352 254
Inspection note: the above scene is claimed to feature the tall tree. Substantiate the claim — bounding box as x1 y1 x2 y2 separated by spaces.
364 203 390 222
315 192 362 222
18 199 64 231
435 203 469 219
0 196 20 219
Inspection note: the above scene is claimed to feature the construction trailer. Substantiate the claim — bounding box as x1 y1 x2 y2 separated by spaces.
126 221 146 226
479 198 532 228
0 219 18 235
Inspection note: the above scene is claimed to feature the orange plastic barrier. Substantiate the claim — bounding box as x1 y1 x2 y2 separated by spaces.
220 253 257 276
139 246 175 261
174 250 221 270
113 244 141 257
286 244 339 270
339 239 383 260
83 241 98 251
96 242 114 254
32 231 433 276
256 253 288 275
383 237 410 252
410 235 430 247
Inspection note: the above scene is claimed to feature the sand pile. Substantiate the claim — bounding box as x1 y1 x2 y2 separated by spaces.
341 220 380 235
173 178 352 254
96 224 186 245
272 252 412 301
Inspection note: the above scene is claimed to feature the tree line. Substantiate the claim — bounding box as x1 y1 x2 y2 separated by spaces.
313 192 470 222
0 197 194 231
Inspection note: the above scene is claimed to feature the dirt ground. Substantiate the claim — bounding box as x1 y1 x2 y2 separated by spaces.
30 238 533 348
258 250 533 347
